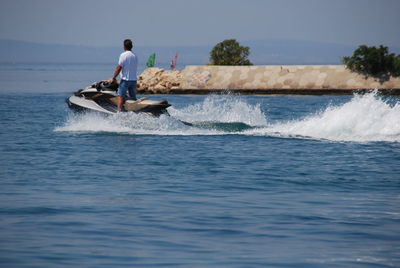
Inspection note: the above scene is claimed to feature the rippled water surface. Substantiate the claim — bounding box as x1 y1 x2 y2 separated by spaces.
0 64 399 267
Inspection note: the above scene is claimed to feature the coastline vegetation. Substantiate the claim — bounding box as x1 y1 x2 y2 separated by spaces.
342 45 400 79
209 39 253 66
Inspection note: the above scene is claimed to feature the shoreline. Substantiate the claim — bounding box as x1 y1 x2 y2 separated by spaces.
137 65 400 95
158 88 400 96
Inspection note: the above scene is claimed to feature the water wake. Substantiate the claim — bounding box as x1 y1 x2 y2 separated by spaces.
250 91 400 142
168 94 268 126
56 95 267 136
57 92 400 142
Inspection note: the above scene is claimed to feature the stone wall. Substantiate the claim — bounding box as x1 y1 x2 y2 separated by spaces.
137 65 400 95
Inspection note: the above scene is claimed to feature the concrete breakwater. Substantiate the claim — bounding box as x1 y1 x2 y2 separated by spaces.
137 65 400 95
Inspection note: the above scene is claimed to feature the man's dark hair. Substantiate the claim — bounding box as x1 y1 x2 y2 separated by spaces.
124 39 133 51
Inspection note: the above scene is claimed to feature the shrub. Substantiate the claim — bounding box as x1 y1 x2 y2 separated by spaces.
392 55 400 77
209 39 253 65
342 45 399 77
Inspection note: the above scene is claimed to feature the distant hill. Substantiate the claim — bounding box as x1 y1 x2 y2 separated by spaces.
244 39 356 65
0 39 117 64
0 39 209 65
1 39 399 65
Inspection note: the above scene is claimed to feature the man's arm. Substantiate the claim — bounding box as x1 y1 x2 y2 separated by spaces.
112 65 122 82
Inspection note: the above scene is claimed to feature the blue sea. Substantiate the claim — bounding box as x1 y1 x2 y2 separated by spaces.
0 63 399 267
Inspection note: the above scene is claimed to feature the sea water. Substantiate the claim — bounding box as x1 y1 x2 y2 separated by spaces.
0 64 399 267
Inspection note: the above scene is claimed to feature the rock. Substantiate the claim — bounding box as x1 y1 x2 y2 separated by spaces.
137 68 182 93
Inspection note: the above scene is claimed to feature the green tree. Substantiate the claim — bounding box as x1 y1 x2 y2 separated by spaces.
342 45 399 77
209 39 253 65
392 55 400 77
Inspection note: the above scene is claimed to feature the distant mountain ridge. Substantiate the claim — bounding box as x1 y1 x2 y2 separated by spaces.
1 39 399 65
0 39 209 65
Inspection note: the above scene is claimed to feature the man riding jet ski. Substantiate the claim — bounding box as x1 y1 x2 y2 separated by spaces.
66 80 171 116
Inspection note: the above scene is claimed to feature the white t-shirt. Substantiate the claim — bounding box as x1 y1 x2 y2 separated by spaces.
118 51 138 81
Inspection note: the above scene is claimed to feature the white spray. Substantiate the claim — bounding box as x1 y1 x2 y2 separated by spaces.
249 91 400 142
57 92 400 142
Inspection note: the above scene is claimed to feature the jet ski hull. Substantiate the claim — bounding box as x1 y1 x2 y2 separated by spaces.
66 86 170 116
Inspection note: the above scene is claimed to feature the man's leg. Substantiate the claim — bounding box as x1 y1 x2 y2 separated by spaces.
117 96 124 112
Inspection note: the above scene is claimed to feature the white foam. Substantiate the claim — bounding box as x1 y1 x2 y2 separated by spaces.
57 92 400 142
168 94 268 126
246 91 400 142
55 111 221 136
56 94 267 136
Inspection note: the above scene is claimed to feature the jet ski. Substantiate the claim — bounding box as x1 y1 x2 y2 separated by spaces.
66 80 171 116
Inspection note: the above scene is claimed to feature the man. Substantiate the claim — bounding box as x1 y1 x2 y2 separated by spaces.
112 39 138 112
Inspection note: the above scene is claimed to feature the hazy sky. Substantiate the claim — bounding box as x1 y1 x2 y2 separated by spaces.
0 0 399 47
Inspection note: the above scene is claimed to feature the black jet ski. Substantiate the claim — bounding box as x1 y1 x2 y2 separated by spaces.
66 80 170 116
